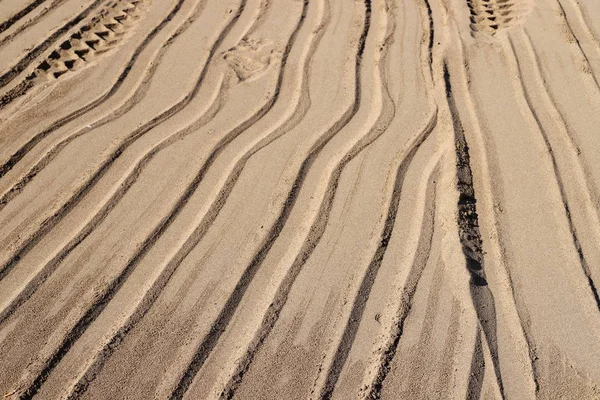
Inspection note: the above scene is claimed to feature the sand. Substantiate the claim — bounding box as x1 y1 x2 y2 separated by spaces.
0 0 599 398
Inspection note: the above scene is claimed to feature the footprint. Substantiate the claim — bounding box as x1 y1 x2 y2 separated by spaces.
223 37 279 82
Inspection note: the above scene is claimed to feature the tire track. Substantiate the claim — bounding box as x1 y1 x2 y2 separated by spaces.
0 0 246 284
451 31 540 394
59 0 325 396
0 0 189 179
0 0 106 90
0 0 209 211
443 60 505 397
31 0 151 81
505 33 600 310
6 2 250 398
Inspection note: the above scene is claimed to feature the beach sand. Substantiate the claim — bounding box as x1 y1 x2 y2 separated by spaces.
0 0 599 398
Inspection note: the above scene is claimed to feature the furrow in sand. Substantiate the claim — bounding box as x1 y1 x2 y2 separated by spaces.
5 0 600 398
358 125 439 400
450 32 540 394
51 0 350 397
423 0 433 77
443 60 504 396
517 29 600 225
217 4 433 400
466 329 485 400
3 0 305 396
565 0 600 51
378 256 464 399
0 0 270 322
287 3 397 396
52 3 322 392
169 3 437 398
0 0 106 90
316 120 436 399
166 3 373 399
343 0 439 395
317 0 442 394
0 0 50 35
0 0 248 283
554 0 600 90
0 0 261 376
0 0 70 49
56 0 324 396
505 33 600 310
5 3 251 398
0 78 225 326
0 0 190 177
0 0 210 213
155 2 374 398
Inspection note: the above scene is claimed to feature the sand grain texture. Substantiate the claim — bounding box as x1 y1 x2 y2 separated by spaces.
0 0 599 398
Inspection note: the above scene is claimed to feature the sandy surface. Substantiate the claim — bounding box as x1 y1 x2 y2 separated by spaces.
0 0 599 398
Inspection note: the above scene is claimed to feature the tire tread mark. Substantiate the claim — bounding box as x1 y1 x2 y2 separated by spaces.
0 0 188 177
444 61 505 397
0 0 106 90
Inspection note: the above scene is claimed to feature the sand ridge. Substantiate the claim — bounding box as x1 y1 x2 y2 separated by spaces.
0 0 600 398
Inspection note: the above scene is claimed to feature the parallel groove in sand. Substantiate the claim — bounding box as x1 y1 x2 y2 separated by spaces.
4 1 251 398
0 0 212 326
1 0 600 398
